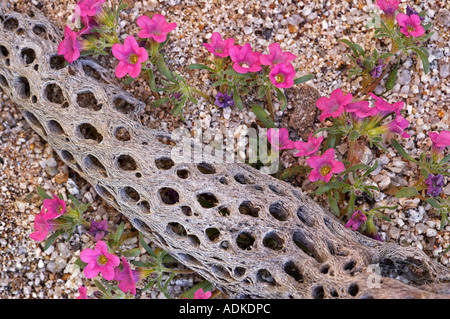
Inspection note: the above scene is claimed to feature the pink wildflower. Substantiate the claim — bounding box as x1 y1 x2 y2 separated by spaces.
194 288 212 299
136 14 177 43
58 26 84 63
388 115 410 138
397 13 425 38
316 88 353 122
75 0 105 18
203 32 235 58
76 286 90 299
269 62 296 88
368 93 404 116
80 240 120 280
78 15 98 36
345 210 367 231
114 257 140 295
112 36 148 78
345 101 379 119
429 130 450 153
267 128 295 150
306 148 345 183
294 133 323 157
260 43 296 67
29 193 66 242
376 0 400 15
229 43 262 74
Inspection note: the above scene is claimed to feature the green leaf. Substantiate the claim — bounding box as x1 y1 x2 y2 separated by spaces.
37 186 53 200
410 47 430 74
348 130 360 142
342 163 372 175
44 230 63 251
279 165 310 181
148 69 157 92
156 54 173 81
426 198 441 209
274 87 287 110
122 247 142 257
316 182 351 196
114 222 125 244
151 97 170 108
338 39 364 57
328 190 340 216
385 62 398 92
395 187 419 198
74 257 87 269
392 139 418 164
232 84 243 110
293 74 314 85
251 104 275 128
158 33 171 51
94 280 108 294
122 77 134 85
439 154 450 164
139 232 157 258
187 63 215 72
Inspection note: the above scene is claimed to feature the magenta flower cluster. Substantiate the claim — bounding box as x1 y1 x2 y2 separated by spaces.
204 33 297 89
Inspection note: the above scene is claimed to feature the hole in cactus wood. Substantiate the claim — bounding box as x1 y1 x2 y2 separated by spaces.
95 185 115 201
180 206 192 216
176 169 190 179
155 157 175 170
77 91 102 111
234 267 246 278
293 230 323 262
24 111 46 136
158 187 179 205
16 76 30 99
263 231 284 251
120 186 140 205
211 265 231 280
238 201 259 217
206 228 220 241
84 154 107 177
166 222 187 237
156 135 176 146
4 18 18 31
78 123 103 143
131 218 152 235
312 285 325 299
114 126 131 141
256 269 276 286
47 120 65 135
44 83 65 104
197 162 216 174
197 192 218 208
234 173 255 185
32 24 48 39
236 232 255 250
20 48 36 65
218 206 230 216
188 235 200 247
269 201 290 221
283 261 303 283
117 154 137 171
60 150 75 164
82 64 107 83
178 253 202 267
49 55 65 70
0 45 9 58
297 206 314 227
113 97 136 115
268 184 285 196
348 283 359 297
138 201 151 214
0 74 9 88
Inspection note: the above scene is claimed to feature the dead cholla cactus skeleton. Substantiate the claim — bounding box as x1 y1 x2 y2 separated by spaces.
0 6 449 299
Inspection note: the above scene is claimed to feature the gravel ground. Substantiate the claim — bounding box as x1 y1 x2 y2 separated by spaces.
0 0 449 299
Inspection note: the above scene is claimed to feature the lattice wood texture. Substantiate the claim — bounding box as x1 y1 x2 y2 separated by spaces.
1 7 450 298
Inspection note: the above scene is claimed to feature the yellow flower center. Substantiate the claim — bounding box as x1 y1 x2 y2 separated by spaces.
320 165 331 177
129 53 139 64
97 255 108 266
275 74 284 83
